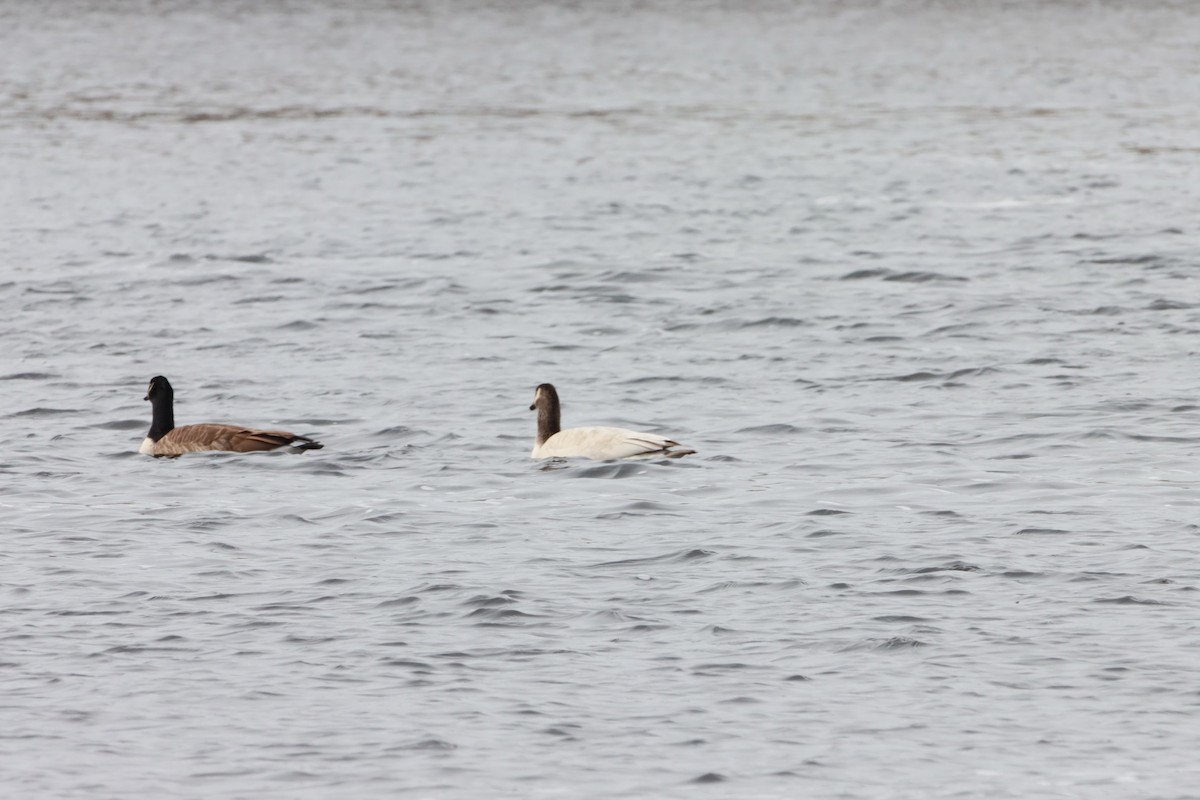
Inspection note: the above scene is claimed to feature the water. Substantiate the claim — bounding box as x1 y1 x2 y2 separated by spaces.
4 1 1200 797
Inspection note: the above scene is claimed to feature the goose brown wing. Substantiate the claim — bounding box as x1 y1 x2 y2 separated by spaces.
226 428 322 451
155 424 320 454
227 428 303 452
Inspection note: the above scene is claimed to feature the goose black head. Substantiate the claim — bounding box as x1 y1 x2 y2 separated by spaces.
145 375 174 402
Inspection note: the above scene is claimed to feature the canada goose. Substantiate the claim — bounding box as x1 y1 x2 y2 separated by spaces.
529 383 695 460
139 375 322 457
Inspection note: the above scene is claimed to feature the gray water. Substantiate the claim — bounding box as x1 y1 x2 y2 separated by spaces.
4 1 1200 797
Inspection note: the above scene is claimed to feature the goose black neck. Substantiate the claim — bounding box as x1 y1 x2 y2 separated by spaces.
148 392 175 442
537 392 561 446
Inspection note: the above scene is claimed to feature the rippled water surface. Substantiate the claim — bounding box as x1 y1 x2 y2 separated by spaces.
4 1 1200 797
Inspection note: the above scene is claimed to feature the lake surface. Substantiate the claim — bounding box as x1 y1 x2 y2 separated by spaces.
3 1 1200 797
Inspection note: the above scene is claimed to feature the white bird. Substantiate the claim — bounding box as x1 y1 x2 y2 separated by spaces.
528 383 695 460
138 375 322 457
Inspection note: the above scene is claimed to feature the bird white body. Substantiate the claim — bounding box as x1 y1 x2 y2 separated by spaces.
531 426 687 460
